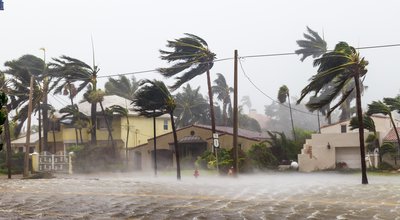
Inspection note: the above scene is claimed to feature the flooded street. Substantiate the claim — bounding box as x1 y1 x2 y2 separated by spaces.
0 172 400 219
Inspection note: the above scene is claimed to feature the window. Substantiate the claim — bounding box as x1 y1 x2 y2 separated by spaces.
163 119 169 130
341 124 347 133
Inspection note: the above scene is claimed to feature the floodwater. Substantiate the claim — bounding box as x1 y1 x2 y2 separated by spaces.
0 172 400 219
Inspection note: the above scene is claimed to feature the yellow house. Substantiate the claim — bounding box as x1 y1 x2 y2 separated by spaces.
47 95 172 155
130 124 270 171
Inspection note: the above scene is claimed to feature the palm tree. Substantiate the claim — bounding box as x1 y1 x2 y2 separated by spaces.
174 84 209 127
241 96 252 114
297 42 369 184
295 26 327 62
105 75 139 100
50 55 99 145
212 73 233 126
278 85 296 140
158 33 217 139
132 79 181 180
108 105 130 166
59 104 89 144
367 99 400 148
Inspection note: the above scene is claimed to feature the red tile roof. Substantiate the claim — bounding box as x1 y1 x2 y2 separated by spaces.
383 127 400 142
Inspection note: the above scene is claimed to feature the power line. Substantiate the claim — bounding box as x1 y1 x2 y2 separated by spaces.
238 58 318 116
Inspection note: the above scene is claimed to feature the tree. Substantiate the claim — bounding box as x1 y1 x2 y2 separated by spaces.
297 42 369 184
241 96 252 114
212 73 233 126
59 104 89 144
158 33 217 140
108 105 130 166
132 79 181 180
295 26 327 62
366 98 400 150
105 75 139 101
174 84 209 127
51 56 99 145
247 143 278 169
278 85 296 140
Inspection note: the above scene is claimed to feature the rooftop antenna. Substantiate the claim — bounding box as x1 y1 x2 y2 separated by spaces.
91 35 96 69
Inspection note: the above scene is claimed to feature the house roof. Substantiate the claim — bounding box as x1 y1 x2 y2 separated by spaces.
179 135 207 144
11 132 39 145
383 127 400 142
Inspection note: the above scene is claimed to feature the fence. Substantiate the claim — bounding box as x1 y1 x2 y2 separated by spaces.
31 151 73 174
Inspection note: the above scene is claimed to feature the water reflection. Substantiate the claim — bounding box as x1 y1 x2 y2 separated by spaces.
0 172 399 219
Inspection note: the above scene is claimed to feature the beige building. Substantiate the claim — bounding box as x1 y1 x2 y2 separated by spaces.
298 115 399 172
130 124 270 171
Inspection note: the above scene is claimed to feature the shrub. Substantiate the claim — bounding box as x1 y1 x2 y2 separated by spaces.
247 143 278 170
379 161 394 170
0 151 24 174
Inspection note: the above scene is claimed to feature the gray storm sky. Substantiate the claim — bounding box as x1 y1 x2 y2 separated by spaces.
1 0 400 117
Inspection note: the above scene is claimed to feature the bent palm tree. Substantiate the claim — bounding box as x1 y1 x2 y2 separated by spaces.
212 73 233 126
295 26 327 62
367 99 400 149
105 75 139 101
278 85 296 140
174 84 209 127
59 104 89 144
297 42 369 184
132 79 181 180
50 56 99 145
158 33 217 140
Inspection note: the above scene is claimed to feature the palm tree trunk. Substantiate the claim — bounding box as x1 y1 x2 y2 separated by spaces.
170 112 181 180
126 117 130 168
354 74 368 184
91 102 97 145
4 115 12 179
79 128 83 144
42 79 49 152
206 69 216 147
153 114 157 176
99 101 115 157
287 93 296 141
52 126 56 154
68 92 79 146
38 107 42 152
222 103 227 126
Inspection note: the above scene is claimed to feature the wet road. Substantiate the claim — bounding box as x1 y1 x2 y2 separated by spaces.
0 172 400 219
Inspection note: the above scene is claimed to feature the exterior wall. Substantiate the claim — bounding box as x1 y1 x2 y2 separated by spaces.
120 115 172 149
298 132 370 172
131 126 261 171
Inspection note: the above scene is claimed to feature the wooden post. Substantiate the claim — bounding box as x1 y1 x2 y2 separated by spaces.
24 76 34 177
233 50 239 175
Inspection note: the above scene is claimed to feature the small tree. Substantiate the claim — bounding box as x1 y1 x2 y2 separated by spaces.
247 143 278 169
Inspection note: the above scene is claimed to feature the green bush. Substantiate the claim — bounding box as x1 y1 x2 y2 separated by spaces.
379 161 394 170
247 143 278 170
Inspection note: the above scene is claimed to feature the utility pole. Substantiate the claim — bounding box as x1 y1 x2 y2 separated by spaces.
24 76 34 177
233 50 239 175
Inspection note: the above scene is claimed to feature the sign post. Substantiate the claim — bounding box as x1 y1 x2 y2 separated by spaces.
213 133 219 174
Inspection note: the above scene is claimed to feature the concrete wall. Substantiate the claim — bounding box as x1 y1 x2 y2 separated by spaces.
298 132 370 172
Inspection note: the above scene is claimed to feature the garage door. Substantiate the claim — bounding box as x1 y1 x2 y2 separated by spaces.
335 147 361 169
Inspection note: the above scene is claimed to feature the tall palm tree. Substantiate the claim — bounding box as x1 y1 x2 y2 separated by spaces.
367 99 400 148
105 75 139 101
158 33 217 141
50 56 99 145
132 79 181 180
108 105 130 166
297 42 369 184
241 96 252 114
212 73 233 126
278 85 296 140
174 84 209 127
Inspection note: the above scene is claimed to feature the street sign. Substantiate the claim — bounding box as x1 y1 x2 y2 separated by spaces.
0 1 3 10
213 133 219 148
